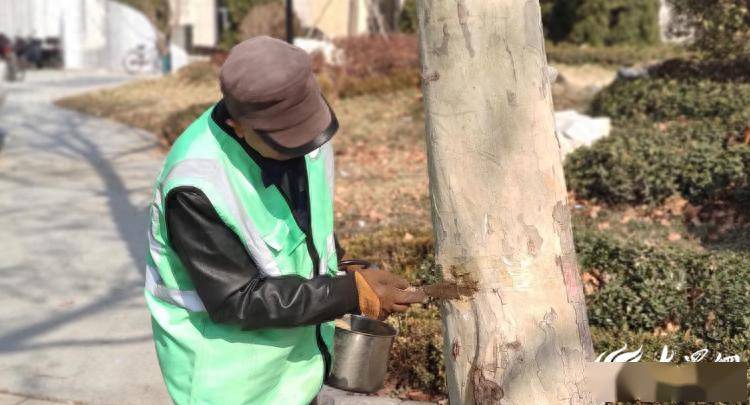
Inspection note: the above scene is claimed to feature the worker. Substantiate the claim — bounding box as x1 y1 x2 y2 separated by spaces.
143 36 426 405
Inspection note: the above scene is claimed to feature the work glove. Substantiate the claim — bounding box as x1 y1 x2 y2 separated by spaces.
340 260 426 320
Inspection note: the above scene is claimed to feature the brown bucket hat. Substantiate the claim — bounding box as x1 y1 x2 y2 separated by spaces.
219 36 338 156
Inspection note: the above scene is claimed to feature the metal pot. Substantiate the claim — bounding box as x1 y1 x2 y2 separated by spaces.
326 314 398 393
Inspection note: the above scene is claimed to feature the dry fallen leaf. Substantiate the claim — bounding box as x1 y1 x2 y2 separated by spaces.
664 195 688 215
620 208 637 224
589 205 602 219
668 232 682 241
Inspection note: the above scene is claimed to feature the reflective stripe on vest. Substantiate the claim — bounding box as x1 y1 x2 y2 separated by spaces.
161 157 282 277
145 264 206 312
145 143 337 312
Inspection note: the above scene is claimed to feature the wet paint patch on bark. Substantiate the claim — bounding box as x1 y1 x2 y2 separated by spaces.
471 365 504 404
421 264 479 300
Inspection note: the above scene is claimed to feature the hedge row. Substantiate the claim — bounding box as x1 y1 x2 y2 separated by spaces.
650 56 750 83
590 78 750 121
545 43 685 67
565 118 750 205
577 230 750 343
571 74 750 205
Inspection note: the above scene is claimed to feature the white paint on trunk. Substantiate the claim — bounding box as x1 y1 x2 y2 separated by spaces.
417 1 594 403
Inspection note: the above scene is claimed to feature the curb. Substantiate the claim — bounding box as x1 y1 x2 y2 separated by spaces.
317 386 435 405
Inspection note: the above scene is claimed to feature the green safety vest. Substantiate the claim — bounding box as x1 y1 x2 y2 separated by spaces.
144 106 339 405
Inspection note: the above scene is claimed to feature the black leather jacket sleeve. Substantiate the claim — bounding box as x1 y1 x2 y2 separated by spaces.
164 187 359 330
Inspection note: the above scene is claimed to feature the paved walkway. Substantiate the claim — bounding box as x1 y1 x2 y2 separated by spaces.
0 70 435 405
0 70 168 404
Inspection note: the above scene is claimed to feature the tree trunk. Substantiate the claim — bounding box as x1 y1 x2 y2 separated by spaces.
416 1 594 403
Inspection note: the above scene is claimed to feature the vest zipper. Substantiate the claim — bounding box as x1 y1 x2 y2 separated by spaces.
272 182 333 380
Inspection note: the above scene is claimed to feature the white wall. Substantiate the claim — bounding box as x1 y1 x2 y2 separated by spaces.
175 0 217 48
0 0 67 38
0 0 186 73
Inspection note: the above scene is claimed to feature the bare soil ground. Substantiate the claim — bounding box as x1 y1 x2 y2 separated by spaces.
551 63 617 111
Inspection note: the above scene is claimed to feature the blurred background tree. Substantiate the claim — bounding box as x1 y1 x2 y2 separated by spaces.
397 0 418 34
221 0 278 47
543 0 660 46
667 0 750 59
237 1 302 42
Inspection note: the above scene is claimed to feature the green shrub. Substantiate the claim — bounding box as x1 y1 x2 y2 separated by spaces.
565 125 683 204
545 0 660 46
678 144 750 204
667 0 750 59
590 78 750 120
576 231 750 343
650 56 750 83
565 118 750 205
545 43 685 66
398 0 418 34
579 75 750 205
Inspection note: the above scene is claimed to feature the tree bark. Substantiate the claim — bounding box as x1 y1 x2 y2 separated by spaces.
416 1 594 404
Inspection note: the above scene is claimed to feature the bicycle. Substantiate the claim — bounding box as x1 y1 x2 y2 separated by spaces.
122 44 162 74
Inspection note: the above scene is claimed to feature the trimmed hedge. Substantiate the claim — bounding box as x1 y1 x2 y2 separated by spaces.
578 230 750 344
572 74 750 205
650 56 750 83
565 118 750 205
590 78 750 121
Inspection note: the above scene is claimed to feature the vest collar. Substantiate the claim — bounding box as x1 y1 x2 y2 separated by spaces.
211 99 299 187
